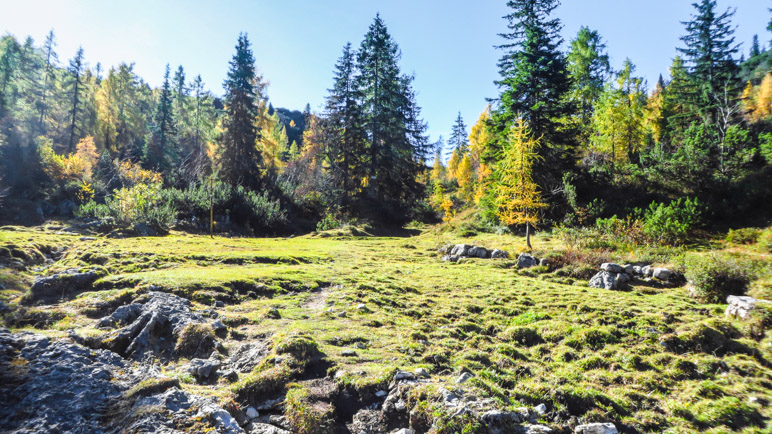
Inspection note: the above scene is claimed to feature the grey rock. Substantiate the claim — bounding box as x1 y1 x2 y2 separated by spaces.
525 425 554 434
187 358 221 381
356 303 367 311
481 409 522 428
414 367 430 378
438 244 454 255
254 397 284 411
617 272 631 284
97 303 143 328
534 403 548 415
623 264 634 275
517 253 539 269
539 258 550 268
589 271 620 290
726 295 772 320
200 403 244 434
574 422 618 434
29 268 98 301
490 249 509 259
641 265 653 277
246 406 260 419
0 329 126 433
79 236 97 241
442 255 460 262
229 342 270 373
392 429 414 434
653 267 672 280
394 370 415 381
249 422 292 434
632 266 643 275
451 244 472 257
341 349 357 357
376 390 388 397
456 372 473 383
600 263 623 274
467 246 489 258
90 291 214 360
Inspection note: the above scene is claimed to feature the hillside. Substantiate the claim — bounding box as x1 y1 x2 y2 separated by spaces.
1 223 771 433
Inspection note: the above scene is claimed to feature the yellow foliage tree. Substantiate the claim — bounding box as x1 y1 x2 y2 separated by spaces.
744 74 772 122
456 154 474 200
430 151 445 182
40 136 99 183
447 148 462 180
469 105 494 170
493 118 547 249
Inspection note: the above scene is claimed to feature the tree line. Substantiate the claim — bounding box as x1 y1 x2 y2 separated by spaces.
1 1 771 237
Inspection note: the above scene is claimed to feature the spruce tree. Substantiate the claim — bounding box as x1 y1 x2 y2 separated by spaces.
220 33 263 188
324 42 367 209
38 30 57 134
751 34 761 58
144 64 176 173
67 46 85 151
356 14 428 212
677 0 740 127
566 27 610 126
493 0 571 188
448 112 469 153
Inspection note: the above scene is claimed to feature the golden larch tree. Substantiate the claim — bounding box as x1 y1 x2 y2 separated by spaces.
493 118 547 249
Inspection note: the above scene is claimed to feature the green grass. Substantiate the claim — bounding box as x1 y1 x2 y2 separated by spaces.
1 224 771 432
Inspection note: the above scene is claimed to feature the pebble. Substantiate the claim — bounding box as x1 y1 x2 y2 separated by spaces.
414 367 429 378
534 403 547 415
246 406 259 419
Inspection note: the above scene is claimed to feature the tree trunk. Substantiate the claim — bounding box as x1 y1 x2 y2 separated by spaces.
526 222 532 250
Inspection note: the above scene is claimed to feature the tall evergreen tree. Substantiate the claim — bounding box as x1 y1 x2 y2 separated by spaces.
492 0 571 190
677 0 740 129
38 30 57 134
324 42 367 209
448 112 469 153
67 46 85 151
220 33 263 188
751 34 761 58
566 27 610 126
144 64 176 173
356 15 428 211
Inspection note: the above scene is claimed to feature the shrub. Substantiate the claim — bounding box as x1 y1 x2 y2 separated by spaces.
642 197 701 246
725 228 760 245
76 182 176 235
684 254 750 303
758 228 772 253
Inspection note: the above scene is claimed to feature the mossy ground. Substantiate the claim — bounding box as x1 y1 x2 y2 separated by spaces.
1 223 771 432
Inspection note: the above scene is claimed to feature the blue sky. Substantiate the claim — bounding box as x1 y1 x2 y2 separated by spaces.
1 0 769 147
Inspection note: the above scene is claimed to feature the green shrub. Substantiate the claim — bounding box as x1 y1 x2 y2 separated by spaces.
725 228 760 245
642 197 701 246
758 228 772 253
76 182 176 235
684 254 750 303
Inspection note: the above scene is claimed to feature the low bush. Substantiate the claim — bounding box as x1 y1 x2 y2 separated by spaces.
758 228 772 253
76 182 176 235
642 197 701 246
683 254 750 303
726 228 761 245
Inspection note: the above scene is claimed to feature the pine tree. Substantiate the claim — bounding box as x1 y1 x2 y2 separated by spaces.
493 118 547 249
324 42 367 209
751 34 761 58
356 14 428 211
566 27 610 128
144 64 176 173
677 0 740 128
448 112 469 153
38 30 57 134
67 46 85 151
220 33 263 188
493 0 571 188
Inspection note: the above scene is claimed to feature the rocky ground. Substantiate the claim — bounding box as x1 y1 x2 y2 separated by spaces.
0 223 771 433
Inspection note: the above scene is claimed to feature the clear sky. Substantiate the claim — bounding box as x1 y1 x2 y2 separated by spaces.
1 1 769 148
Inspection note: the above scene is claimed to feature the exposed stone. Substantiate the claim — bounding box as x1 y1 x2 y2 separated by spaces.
187 358 221 381
517 253 539 269
632 266 643 275
652 267 672 280
249 423 291 434
641 265 653 277
467 246 489 258
481 409 522 431
29 268 98 302
534 403 548 415
600 263 623 274
623 264 634 275
490 249 509 259
438 244 454 255
525 425 553 434
89 291 214 360
393 429 414 434
589 271 620 290
246 406 260 419
414 367 430 378
394 370 416 381
79 236 97 241
617 273 631 284
442 255 460 262
451 244 472 257
539 258 550 268
574 422 618 434
228 342 269 373
341 349 357 357
456 372 473 383
726 295 772 320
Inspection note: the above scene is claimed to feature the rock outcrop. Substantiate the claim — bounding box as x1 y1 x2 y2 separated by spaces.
589 262 675 289
440 244 509 262
726 295 772 320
